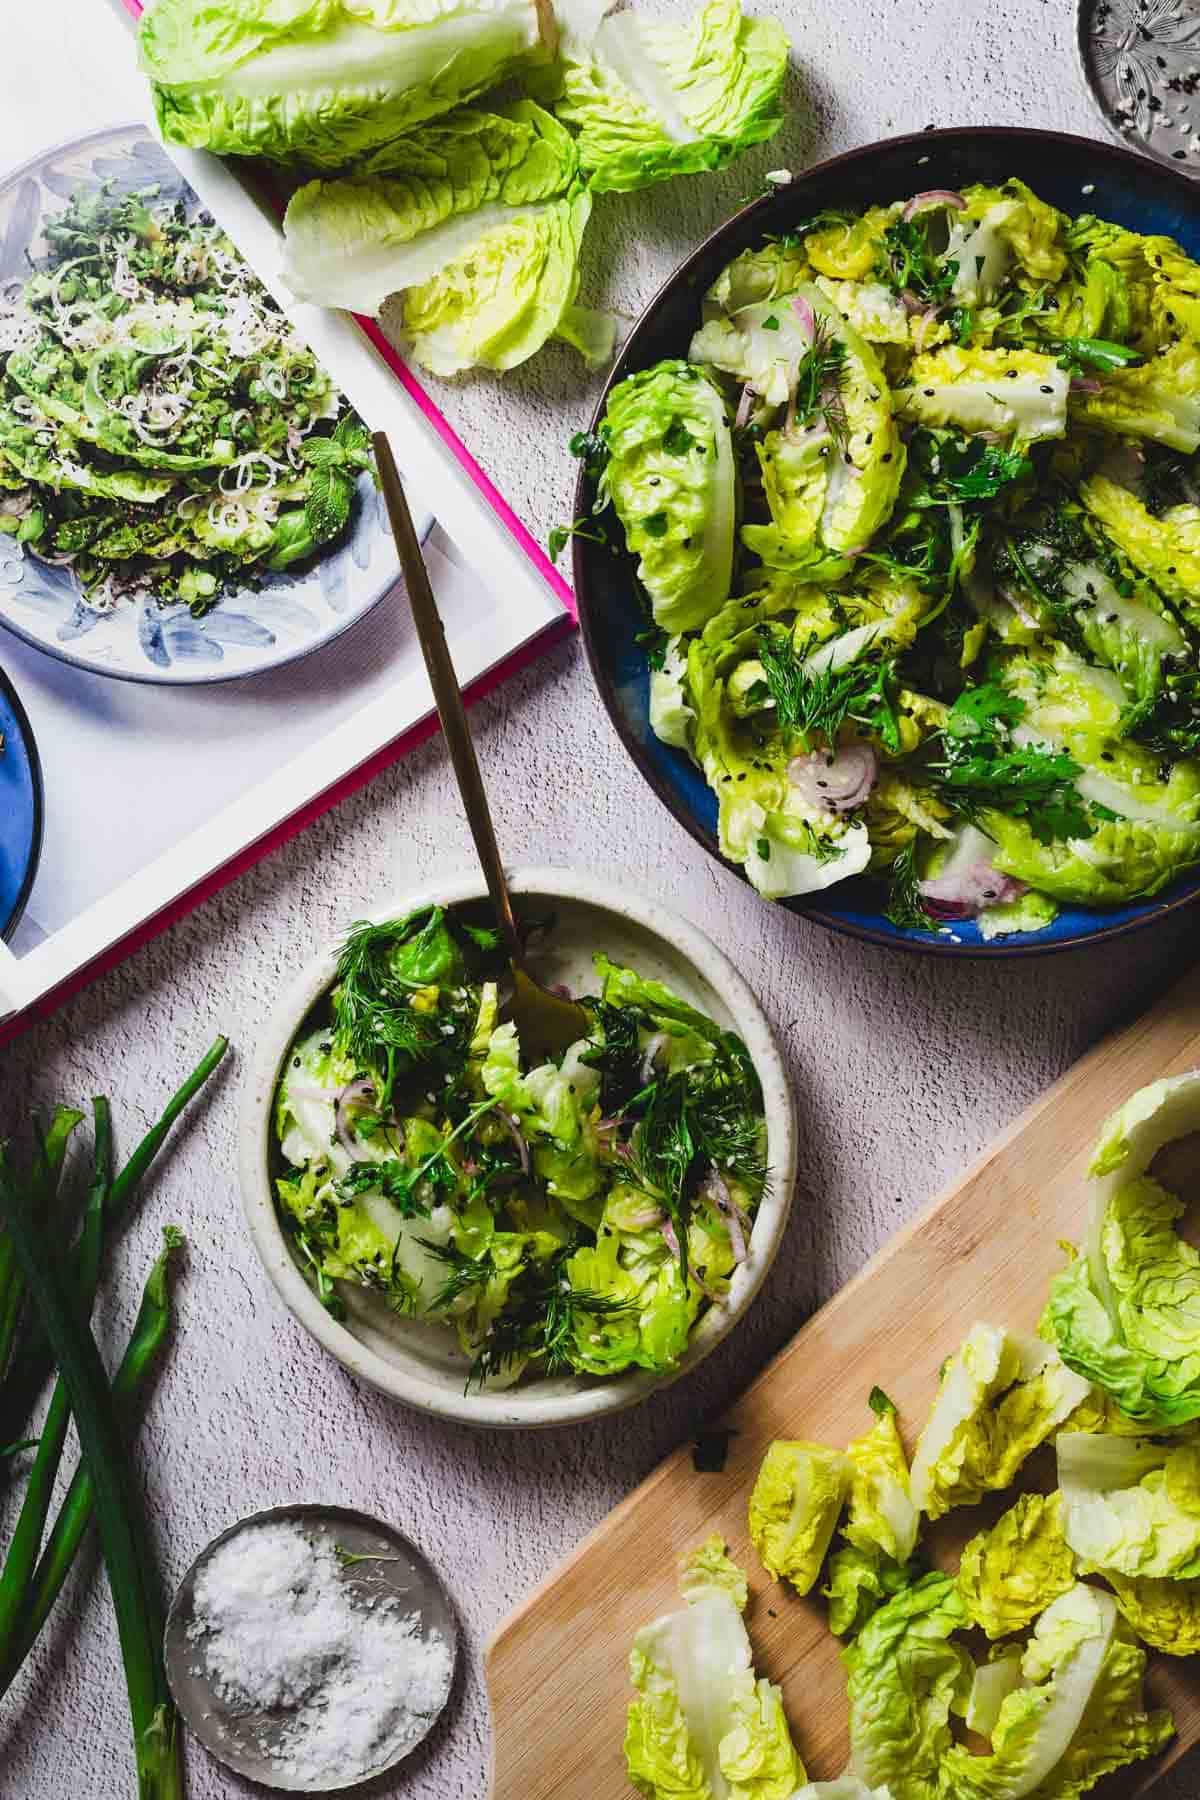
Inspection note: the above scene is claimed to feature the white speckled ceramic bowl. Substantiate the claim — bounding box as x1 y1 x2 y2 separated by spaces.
239 867 796 1429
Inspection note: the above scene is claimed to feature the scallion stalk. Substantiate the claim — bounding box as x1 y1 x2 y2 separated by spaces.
1 1041 226 1439
0 1110 84 1387
0 1167 182 1798
0 1227 184 1690
0 1101 112 1663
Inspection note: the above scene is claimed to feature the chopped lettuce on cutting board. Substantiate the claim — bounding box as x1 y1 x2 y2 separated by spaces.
624 1070 1200 1799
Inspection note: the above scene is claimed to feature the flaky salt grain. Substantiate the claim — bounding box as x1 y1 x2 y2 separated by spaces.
189 1521 452 1786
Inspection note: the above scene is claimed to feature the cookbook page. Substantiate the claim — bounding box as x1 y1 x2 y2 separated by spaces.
0 0 566 1026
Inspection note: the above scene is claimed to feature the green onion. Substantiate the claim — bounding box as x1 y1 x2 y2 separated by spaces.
105 1037 228 1231
0 1101 112 1665
0 1227 184 1691
1 1041 227 1439
0 1109 84 1385
0 1168 182 1798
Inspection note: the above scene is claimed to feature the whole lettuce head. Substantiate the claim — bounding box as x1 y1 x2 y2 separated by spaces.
282 102 606 375
140 0 553 166
747 1439 851 1593
844 1573 971 1800
599 361 736 632
1048 1071 1200 1426
553 0 788 194
625 1552 804 1800
909 1325 1090 1521
958 1492 1076 1640
1057 1430 1200 1579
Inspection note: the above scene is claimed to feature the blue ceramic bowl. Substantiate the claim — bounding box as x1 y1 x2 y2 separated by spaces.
0 666 43 942
574 127 1200 956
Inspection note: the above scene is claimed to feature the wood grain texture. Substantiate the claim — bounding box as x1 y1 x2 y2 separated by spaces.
486 962 1200 1800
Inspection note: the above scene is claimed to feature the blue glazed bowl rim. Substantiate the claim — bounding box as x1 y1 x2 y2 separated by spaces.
0 663 44 943
573 125 1200 959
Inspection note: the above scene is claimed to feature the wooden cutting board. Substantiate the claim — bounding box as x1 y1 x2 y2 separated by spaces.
486 958 1200 1799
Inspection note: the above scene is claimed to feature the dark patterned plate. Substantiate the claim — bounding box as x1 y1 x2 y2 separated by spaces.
574 127 1200 956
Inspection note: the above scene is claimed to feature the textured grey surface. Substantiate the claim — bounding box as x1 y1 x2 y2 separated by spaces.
2 2 1199 1795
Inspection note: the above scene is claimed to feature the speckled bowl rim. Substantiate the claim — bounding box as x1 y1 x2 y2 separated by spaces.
238 866 796 1430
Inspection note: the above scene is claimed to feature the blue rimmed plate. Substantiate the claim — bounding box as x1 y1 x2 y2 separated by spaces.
0 664 42 941
0 124 431 686
574 127 1200 956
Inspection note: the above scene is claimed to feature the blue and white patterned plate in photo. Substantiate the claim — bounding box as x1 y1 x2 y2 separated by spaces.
0 125 431 686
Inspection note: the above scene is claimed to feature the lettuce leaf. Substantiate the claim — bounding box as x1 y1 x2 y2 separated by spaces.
910 1327 1090 1521
625 1557 804 1800
554 0 788 194
600 360 736 632
958 1492 1076 1639
747 1439 851 1593
843 1391 919 1565
141 0 552 166
1103 1567 1200 1656
1048 1071 1200 1425
1057 1430 1200 1579
897 346 1069 443
1080 472 1200 616
282 101 602 374
844 1573 971 1800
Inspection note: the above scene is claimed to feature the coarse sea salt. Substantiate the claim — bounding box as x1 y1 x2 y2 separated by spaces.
188 1520 452 1787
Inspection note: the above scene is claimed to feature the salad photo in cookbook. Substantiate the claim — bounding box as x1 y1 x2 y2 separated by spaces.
6 1 1200 1799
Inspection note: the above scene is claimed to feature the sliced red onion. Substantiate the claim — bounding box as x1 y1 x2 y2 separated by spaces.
661 1217 681 1259
735 382 755 430
789 742 878 815
902 189 966 221
912 307 940 351
919 862 1028 919
707 1168 748 1265
335 1077 380 1161
1070 375 1103 395
790 294 815 339
995 582 1040 630
900 289 924 316
595 1116 623 1153
498 1111 532 1177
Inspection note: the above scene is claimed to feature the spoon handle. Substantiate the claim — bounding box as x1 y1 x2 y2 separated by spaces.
373 432 523 965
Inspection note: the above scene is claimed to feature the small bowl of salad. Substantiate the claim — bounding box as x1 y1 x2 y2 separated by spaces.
573 127 1200 954
238 868 795 1428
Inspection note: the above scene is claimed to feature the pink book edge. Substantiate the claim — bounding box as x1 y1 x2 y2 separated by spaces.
1 4 579 1045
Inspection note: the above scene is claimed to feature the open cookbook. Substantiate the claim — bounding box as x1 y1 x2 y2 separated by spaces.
0 0 574 1040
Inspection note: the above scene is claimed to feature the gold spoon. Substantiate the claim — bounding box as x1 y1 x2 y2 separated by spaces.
373 431 591 1063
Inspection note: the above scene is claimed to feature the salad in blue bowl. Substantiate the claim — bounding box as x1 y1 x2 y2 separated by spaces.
573 128 1200 954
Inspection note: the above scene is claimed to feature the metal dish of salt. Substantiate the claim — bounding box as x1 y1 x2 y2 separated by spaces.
164 1505 457 1793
